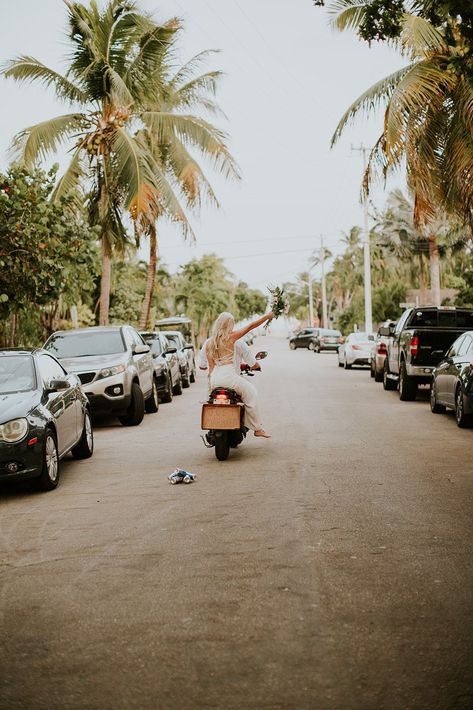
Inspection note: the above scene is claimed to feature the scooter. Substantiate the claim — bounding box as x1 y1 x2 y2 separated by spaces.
201 351 268 461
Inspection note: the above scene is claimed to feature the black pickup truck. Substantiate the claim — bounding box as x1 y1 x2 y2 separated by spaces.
381 306 473 401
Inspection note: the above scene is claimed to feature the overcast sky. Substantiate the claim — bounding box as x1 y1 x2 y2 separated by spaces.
0 0 405 291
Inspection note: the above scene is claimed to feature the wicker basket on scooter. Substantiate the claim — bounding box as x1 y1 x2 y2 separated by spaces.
201 403 242 430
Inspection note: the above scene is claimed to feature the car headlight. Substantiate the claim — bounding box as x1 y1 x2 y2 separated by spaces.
96 364 126 380
0 418 28 443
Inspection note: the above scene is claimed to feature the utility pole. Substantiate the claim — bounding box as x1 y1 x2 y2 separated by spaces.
320 236 328 328
308 268 314 326
351 144 373 333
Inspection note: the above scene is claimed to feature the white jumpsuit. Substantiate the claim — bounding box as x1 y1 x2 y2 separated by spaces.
209 362 262 431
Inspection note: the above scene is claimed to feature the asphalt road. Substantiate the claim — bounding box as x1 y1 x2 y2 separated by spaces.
1 337 472 710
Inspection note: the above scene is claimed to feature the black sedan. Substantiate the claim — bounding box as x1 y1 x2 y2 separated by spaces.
430 331 473 427
0 349 93 490
140 332 183 401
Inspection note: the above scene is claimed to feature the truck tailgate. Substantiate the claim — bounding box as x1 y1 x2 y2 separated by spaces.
415 329 465 365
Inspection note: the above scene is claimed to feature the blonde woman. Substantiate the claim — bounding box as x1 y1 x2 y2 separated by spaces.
206 311 273 438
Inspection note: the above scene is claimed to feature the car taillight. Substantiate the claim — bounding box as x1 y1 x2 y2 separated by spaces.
352 344 361 350
320 337 325 342
215 393 229 400
410 336 419 357
377 343 387 355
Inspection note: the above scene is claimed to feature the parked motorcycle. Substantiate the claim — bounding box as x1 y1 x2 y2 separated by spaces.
201 351 268 461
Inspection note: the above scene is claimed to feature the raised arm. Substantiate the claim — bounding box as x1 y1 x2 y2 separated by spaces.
231 312 273 342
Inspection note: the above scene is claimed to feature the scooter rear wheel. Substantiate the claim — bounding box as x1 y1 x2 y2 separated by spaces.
215 432 230 461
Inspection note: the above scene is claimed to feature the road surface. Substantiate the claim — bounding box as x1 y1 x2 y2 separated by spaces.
1 338 472 710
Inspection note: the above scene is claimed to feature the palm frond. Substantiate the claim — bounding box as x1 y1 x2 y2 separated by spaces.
11 113 86 165
331 64 414 145
0 56 88 103
142 112 240 180
399 13 447 59
328 0 370 33
51 146 86 204
169 50 220 87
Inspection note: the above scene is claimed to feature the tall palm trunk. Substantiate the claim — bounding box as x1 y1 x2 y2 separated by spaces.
418 253 427 305
428 236 441 306
140 225 157 330
8 314 16 347
99 244 112 326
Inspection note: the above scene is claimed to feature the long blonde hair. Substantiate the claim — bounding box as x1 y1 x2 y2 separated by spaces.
207 312 235 362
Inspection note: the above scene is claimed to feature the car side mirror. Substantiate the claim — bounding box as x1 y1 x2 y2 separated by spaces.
165 347 177 354
46 378 70 394
255 351 268 360
133 344 150 355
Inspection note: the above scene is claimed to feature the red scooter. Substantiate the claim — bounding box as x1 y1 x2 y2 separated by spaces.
201 351 267 460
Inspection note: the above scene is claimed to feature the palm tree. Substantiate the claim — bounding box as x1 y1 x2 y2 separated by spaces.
1 1 200 324
376 189 464 305
329 4 473 232
132 51 239 329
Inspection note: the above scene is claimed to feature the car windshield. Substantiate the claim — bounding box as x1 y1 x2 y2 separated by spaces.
0 355 36 394
45 331 126 358
164 334 180 348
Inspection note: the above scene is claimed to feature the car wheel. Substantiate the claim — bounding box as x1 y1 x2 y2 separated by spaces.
455 386 472 428
383 360 397 391
289 341 296 350
173 374 183 396
370 360 375 378
145 377 160 413
308 341 315 351
315 345 321 353
338 359 343 368
34 429 59 491
430 380 446 414
182 367 191 388
374 365 383 383
399 361 418 401
119 383 145 426
72 410 94 459
344 357 352 370
190 365 196 384
162 374 173 403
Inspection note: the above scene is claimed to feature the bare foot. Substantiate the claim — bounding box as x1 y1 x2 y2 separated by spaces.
255 429 271 438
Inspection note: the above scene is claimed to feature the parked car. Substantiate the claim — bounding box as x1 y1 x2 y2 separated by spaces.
430 330 473 427
370 321 396 382
0 349 93 490
289 327 319 350
338 332 375 369
312 328 344 353
140 331 183 401
44 326 158 425
159 330 196 387
381 306 473 401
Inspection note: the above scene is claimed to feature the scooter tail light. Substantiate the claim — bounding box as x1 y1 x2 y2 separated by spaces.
215 393 229 400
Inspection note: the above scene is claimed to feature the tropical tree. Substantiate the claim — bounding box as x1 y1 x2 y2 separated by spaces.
1 1 204 324
329 3 473 231
132 51 239 329
0 163 97 346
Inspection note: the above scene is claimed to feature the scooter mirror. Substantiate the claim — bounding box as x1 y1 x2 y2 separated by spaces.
255 351 268 360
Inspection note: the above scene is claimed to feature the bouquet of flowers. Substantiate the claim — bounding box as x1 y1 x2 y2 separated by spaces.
265 285 290 328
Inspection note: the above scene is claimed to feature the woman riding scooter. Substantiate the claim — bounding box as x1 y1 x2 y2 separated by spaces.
206 311 273 438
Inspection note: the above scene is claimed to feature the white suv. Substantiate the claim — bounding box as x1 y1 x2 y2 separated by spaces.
44 326 158 425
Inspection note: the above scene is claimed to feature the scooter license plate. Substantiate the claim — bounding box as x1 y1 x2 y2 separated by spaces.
213 399 231 404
